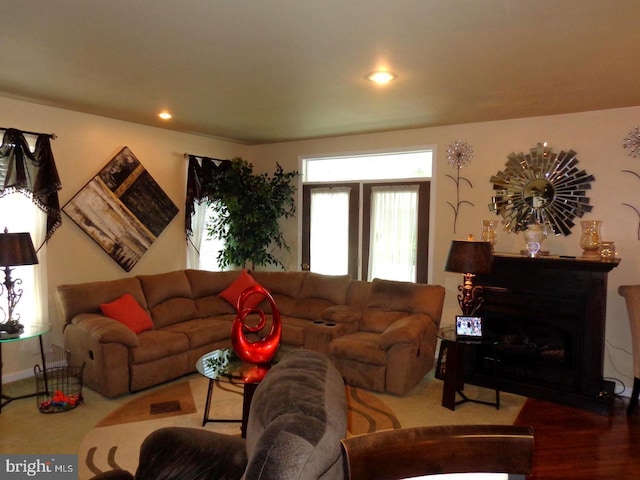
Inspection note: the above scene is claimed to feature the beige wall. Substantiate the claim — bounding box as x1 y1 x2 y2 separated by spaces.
0 96 247 380
249 106 640 396
2 95 639 397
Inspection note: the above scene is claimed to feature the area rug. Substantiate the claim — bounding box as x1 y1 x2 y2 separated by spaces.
78 373 526 480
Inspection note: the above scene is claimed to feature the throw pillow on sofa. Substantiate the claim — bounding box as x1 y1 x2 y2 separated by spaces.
100 293 154 334
220 269 267 310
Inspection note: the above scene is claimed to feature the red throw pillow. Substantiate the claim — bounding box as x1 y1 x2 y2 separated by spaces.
100 293 154 334
219 269 267 310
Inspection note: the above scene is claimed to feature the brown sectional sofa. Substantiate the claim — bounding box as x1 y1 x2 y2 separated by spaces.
57 269 445 398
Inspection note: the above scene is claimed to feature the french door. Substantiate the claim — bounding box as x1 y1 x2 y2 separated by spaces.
301 181 430 282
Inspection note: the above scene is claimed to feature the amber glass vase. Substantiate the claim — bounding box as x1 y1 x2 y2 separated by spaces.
579 220 602 259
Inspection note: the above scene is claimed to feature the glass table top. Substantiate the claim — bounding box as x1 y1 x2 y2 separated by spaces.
0 323 51 342
196 347 282 385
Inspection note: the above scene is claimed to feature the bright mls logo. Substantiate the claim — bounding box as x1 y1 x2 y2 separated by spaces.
1 455 77 479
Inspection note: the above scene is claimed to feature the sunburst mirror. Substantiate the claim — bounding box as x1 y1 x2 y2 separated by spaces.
489 143 595 235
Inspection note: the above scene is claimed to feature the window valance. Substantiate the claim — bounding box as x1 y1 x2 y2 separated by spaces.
0 128 62 245
185 154 230 237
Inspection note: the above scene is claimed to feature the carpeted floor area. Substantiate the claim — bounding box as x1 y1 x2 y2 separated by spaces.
77 373 525 479
1 370 526 480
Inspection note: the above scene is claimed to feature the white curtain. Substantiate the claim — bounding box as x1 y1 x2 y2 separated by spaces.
310 187 350 275
186 200 207 269
367 185 419 282
187 201 226 271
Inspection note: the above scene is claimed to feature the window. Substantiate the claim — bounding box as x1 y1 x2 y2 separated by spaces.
367 184 419 281
308 187 351 275
0 193 44 326
0 129 60 329
301 148 433 282
188 201 226 272
199 203 225 271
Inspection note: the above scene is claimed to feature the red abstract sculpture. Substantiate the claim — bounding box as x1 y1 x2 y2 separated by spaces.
231 285 282 365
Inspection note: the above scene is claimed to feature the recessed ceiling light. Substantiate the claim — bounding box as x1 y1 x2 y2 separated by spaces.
158 112 173 120
367 71 396 85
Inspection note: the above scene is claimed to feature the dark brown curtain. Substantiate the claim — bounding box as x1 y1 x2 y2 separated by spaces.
0 128 62 245
185 154 230 237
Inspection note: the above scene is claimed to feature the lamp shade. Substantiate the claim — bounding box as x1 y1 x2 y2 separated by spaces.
0 232 39 267
444 240 493 275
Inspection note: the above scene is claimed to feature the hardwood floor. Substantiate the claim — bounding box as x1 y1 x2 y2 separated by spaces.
514 395 640 478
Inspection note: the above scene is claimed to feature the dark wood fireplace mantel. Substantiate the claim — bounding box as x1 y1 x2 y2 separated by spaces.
470 253 620 414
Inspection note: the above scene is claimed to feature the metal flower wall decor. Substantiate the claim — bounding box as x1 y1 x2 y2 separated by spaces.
446 140 474 234
623 127 640 158
622 127 640 239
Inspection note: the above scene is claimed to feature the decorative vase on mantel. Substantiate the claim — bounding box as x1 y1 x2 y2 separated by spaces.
520 222 549 257
480 219 498 251
580 220 602 259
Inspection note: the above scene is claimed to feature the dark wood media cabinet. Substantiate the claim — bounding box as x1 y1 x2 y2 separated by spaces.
469 253 620 414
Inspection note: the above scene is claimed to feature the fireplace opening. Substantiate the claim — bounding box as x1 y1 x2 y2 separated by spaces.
468 289 581 390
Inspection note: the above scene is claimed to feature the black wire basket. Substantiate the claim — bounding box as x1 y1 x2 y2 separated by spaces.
34 345 84 413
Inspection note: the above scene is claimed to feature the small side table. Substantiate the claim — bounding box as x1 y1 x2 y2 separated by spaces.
195 348 279 438
437 326 500 411
0 323 51 412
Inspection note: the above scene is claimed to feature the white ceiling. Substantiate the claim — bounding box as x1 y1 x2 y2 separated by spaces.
2 0 639 145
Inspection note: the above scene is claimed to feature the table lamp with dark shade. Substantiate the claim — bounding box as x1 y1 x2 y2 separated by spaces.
0 228 39 335
444 238 493 316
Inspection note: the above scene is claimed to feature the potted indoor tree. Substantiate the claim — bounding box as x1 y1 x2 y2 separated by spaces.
205 157 298 270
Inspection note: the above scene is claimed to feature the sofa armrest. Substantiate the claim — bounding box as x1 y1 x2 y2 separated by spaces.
380 313 430 349
321 305 362 323
70 313 140 347
135 427 247 480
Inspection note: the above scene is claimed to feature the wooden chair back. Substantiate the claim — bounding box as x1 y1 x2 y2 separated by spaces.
341 424 534 480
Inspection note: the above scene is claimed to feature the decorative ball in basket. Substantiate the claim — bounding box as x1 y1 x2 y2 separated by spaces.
34 345 84 414
231 285 281 365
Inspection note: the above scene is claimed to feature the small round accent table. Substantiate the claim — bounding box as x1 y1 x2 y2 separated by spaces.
0 323 51 412
195 348 280 438
437 326 501 411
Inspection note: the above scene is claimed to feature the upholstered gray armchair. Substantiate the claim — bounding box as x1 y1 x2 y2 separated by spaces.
90 349 348 480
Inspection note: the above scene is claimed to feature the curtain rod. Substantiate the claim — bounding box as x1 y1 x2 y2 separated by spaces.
0 127 57 139
184 153 228 162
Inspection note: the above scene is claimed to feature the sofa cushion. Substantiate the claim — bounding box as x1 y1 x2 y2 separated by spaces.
185 269 241 297
71 313 140 347
329 331 387 365
220 269 266 310
279 316 307 346
138 271 198 328
379 313 429 348
292 298 336 320
361 308 406 333
194 295 236 317
57 277 147 325
366 279 445 320
263 293 296 316
298 272 351 305
100 293 154 334
163 318 233 349
139 271 193 307
251 271 305 298
346 280 371 307
321 305 362 324
149 298 199 329
130 330 190 365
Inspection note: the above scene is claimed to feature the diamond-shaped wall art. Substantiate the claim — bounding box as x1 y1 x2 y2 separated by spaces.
63 147 179 271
